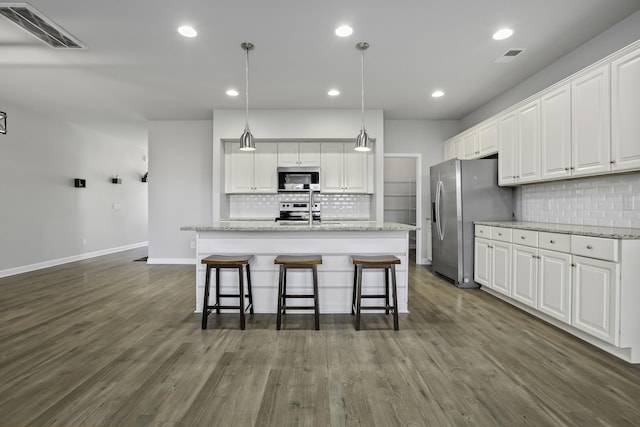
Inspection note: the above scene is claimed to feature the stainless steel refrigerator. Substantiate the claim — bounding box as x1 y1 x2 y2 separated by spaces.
430 159 514 288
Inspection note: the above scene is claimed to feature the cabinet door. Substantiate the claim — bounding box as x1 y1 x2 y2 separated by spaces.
572 255 620 345
517 100 541 183
225 142 254 193
571 65 611 176
491 241 512 296
461 130 479 159
498 111 518 185
298 143 321 166
277 143 299 167
474 238 491 287
344 146 370 193
541 85 572 180
320 142 345 193
478 120 498 157
611 48 640 172
538 249 572 324
253 143 278 193
512 244 538 307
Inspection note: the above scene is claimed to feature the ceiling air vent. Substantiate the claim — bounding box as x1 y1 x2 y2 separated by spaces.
0 3 85 49
494 48 525 63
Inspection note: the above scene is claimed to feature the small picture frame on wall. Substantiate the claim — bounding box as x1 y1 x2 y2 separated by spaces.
0 111 6 134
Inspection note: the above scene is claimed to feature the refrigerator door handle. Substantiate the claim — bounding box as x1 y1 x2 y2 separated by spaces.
435 180 444 240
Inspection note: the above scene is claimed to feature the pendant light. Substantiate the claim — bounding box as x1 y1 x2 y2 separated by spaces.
355 42 371 152
239 42 256 151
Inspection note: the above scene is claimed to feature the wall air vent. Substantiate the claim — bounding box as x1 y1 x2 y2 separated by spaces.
0 3 85 49
494 48 526 63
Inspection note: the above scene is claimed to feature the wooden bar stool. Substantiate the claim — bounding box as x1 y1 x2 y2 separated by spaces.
274 255 322 330
351 255 401 331
201 255 254 330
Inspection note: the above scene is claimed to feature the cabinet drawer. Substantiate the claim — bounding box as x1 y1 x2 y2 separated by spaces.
475 225 491 238
539 232 571 253
571 235 619 262
492 227 513 242
513 229 538 247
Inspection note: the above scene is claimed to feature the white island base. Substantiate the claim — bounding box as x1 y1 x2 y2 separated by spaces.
183 222 414 314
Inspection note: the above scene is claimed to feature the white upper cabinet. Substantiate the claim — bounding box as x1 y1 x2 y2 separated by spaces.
277 142 321 167
461 129 479 159
540 84 572 180
498 110 518 185
571 64 611 176
320 142 372 193
517 100 541 183
444 136 460 160
477 119 498 157
611 48 640 172
225 142 278 193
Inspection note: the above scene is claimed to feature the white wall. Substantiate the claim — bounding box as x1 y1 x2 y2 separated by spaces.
463 10 640 128
212 109 384 221
147 120 212 263
383 119 461 263
0 99 148 276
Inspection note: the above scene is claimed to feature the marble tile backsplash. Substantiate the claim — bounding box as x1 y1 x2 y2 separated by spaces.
520 172 640 228
229 194 372 220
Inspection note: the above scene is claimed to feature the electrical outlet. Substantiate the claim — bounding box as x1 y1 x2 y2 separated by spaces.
623 195 635 211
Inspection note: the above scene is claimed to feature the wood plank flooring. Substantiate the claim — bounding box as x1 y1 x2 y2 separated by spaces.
1 248 640 426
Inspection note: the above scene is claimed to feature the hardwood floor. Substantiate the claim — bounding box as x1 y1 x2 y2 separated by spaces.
1 248 640 426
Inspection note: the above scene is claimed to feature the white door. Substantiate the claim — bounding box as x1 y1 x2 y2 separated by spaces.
478 120 498 157
491 241 512 296
498 111 518 185
540 84 572 180
298 143 321 166
253 143 278 193
572 255 620 345
320 142 345 193
611 48 640 172
512 244 538 307
571 65 611 176
538 249 572 324
474 238 491 287
517 100 541 183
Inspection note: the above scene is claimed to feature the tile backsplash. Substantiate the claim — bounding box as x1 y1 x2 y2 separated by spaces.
519 172 640 228
229 193 372 220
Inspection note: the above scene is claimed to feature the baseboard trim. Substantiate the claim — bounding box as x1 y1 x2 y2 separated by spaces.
0 242 149 278
146 258 195 265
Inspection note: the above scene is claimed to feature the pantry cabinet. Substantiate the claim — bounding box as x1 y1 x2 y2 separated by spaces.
225 142 278 193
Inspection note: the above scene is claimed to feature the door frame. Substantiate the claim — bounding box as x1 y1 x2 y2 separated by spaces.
384 153 423 264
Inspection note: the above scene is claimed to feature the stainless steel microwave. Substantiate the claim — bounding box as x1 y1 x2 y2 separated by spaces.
277 167 320 192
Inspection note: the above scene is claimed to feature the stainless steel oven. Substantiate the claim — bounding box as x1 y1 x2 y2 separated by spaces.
277 167 320 192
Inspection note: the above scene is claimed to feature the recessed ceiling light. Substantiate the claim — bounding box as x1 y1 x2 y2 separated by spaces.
328 89 340 96
335 25 353 37
493 28 513 40
178 25 197 38
431 90 445 98
226 89 239 97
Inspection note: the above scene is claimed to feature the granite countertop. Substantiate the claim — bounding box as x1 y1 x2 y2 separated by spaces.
181 220 418 232
474 220 640 239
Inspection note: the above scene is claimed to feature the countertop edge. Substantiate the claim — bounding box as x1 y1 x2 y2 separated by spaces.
181 221 418 232
474 221 640 240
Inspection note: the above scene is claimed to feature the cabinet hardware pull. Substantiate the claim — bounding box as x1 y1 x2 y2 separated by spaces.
550 240 555 244
610 160 616 164
587 245 593 249
498 233 502 236
520 236 525 239
571 263 576 267
488 245 493 249
570 167 575 170
564 167 569 171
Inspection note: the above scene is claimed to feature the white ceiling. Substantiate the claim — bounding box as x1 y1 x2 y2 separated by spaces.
1 0 640 142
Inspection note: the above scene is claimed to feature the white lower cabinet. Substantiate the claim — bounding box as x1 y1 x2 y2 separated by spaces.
572 255 620 345
538 249 572 324
512 244 538 308
474 237 491 287
492 241 512 296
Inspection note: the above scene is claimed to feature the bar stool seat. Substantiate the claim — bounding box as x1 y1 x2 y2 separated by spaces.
274 254 322 330
350 255 401 331
201 254 254 330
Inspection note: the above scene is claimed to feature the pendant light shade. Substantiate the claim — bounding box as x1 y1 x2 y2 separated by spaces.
240 42 256 151
355 42 371 152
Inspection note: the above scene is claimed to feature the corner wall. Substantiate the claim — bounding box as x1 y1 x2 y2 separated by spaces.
0 99 148 276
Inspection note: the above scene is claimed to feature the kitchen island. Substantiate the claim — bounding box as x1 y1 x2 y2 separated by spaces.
181 221 416 314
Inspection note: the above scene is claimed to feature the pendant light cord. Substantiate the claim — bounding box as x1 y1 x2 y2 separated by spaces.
360 46 365 132
245 46 250 132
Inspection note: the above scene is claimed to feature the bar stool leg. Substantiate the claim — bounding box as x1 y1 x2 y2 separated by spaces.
276 264 285 330
202 264 212 330
355 265 363 331
312 264 320 331
385 267 390 315
238 265 246 330
282 266 287 314
391 265 399 331
351 265 357 315
246 264 254 314
215 267 221 314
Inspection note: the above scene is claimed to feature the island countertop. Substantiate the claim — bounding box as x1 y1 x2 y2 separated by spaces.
474 220 640 239
181 220 417 232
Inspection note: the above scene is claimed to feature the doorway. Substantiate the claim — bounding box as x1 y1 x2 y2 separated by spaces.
383 154 422 263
